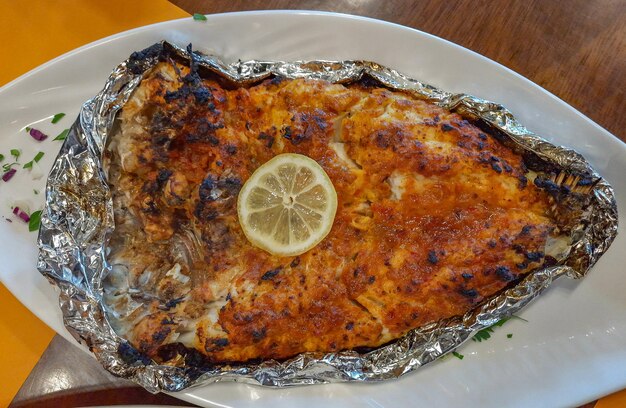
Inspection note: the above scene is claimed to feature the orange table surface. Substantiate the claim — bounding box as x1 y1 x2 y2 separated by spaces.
0 1 188 405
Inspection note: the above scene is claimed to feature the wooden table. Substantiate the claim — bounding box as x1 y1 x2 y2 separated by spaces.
8 1 626 406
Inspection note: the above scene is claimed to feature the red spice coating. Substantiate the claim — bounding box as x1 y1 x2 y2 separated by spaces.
106 62 555 363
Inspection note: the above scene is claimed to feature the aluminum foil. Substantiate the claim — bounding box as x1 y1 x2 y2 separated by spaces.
37 42 618 393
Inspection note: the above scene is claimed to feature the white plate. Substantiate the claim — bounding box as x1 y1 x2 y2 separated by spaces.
0 11 624 408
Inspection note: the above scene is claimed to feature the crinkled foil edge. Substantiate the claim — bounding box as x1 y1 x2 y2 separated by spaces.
37 42 618 392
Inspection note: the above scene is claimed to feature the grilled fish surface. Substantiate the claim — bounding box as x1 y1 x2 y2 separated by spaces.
105 61 555 364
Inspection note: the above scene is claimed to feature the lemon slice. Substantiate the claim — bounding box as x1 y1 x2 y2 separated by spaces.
237 153 338 256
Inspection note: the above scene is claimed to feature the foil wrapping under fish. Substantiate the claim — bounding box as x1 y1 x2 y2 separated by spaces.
37 42 618 393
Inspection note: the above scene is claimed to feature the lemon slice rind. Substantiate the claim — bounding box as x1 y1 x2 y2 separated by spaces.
237 153 337 257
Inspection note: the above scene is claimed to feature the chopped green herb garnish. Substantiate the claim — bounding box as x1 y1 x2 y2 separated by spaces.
472 316 527 342
25 127 31 132
10 149 20 160
507 333 513 338
34 151 44 162
452 351 464 360
0 154 4 162
28 210 42 232
473 318 511 342
53 128 69 141
34 189 39 195
51 113 65 123
23 151 45 170
2 162 18 172
193 13 207 21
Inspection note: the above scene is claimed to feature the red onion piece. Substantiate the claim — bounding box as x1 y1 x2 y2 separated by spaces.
29 128 48 141
2 168 16 182
12 206 30 223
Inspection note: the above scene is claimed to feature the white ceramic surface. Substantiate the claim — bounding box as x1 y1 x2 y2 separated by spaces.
0 11 624 408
